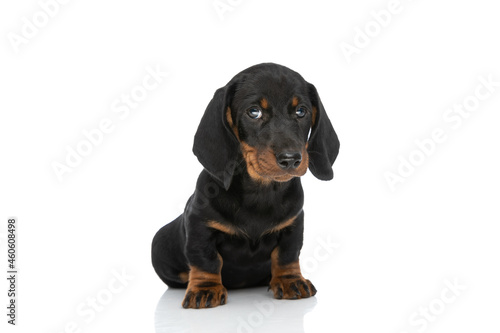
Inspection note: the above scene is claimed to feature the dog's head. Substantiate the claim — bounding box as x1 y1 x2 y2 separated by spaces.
193 63 340 190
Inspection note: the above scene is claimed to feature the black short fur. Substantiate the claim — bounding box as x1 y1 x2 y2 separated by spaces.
151 63 339 304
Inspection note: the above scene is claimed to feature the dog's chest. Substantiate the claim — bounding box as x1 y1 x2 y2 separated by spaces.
217 231 277 264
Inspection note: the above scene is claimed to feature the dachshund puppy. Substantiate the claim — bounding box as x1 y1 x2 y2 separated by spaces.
152 63 339 308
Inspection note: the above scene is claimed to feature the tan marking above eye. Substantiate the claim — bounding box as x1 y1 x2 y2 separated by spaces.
260 98 268 109
292 96 299 107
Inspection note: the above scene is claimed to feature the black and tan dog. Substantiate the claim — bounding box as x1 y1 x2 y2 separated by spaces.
152 63 339 309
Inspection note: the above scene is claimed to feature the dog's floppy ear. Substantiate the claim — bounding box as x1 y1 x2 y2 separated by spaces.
193 83 239 190
307 83 340 180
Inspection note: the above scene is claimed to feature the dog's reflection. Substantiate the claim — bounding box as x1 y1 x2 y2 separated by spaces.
155 287 317 333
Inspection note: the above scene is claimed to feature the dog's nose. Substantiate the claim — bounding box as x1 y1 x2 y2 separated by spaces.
276 152 302 170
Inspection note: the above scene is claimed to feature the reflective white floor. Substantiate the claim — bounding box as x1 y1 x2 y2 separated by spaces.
155 287 317 333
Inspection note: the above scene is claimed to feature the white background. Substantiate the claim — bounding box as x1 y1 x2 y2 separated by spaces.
1 0 499 332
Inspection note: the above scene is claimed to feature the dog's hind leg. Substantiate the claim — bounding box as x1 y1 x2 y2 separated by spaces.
151 215 189 288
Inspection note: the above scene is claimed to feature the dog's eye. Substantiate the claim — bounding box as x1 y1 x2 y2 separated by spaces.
296 106 307 118
247 107 263 119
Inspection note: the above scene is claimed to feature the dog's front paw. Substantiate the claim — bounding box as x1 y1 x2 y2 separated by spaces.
269 276 317 299
182 283 227 309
